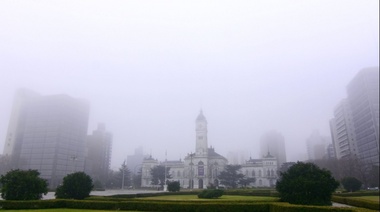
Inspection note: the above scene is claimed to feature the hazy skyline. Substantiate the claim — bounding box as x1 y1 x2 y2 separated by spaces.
0 1 378 169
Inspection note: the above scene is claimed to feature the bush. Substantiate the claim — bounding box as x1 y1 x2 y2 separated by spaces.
55 172 93 200
341 177 362 192
167 181 180 192
276 162 339 206
198 189 224 199
0 169 48 200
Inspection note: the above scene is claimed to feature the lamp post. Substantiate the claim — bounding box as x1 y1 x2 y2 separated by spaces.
70 155 77 173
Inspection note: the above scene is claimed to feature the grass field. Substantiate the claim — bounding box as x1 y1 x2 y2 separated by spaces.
350 196 379 203
141 194 279 201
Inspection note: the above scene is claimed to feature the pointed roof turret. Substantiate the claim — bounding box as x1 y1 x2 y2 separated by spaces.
196 109 207 122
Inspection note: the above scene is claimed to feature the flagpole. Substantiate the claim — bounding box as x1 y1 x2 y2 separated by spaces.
164 150 167 191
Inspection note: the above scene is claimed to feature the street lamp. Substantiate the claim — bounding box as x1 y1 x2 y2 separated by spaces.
70 155 77 173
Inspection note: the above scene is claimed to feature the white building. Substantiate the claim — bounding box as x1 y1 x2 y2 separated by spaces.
141 110 278 188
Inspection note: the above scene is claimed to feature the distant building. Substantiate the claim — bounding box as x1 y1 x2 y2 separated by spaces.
260 131 287 166
330 99 357 159
325 143 336 159
85 123 112 186
141 111 278 188
3 89 90 188
127 147 147 175
347 67 379 166
306 130 331 160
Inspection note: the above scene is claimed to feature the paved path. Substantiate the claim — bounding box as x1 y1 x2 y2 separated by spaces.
332 202 353 207
42 189 164 200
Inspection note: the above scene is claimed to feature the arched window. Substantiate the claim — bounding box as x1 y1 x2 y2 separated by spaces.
252 170 255 176
267 170 270 176
258 170 262 177
271 170 275 176
177 170 181 177
198 161 204 176
259 179 262 185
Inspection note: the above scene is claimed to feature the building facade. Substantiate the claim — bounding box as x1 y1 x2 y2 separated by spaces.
346 67 379 166
330 99 357 159
306 130 331 160
85 123 112 186
3 89 90 188
141 111 278 188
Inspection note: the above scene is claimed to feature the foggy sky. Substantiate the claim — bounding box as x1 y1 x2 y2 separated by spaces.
0 0 378 169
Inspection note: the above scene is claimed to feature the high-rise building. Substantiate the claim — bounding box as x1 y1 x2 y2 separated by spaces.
330 99 357 159
127 147 147 175
306 130 331 160
346 67 379 166
260 130 286 166
85 123 112 186
3 89 90 188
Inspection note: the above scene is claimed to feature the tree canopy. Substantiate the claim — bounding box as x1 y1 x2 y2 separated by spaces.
341 177 362 192
0 169 48 200
150 165 171 188
276 162 339 206
218 165 245 188
55 172 93 200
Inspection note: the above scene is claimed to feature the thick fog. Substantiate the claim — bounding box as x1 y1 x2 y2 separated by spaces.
0 1 378 169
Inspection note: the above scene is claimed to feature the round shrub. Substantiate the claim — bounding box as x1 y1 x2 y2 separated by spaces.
198 189 224 199
55 172 93 200
276 162 339 206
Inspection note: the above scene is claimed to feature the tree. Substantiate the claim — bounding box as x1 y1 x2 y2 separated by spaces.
0 169 48 200
341 177 362 192
276 162 339 206
239 177 256 188
218 165 245 188
55 172 93 200
105 164 132 189
167 181 180 192
150 165 171 189
132 167 142 189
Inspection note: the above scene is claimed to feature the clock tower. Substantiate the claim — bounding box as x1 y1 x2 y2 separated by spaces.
195 110 208 156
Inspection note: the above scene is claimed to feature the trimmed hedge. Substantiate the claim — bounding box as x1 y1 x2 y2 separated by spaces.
0 199 376 212
0 199 65 209
198 189 224 199
271 202 356 212
333 191 379 197
224 189 279 197
332 196 379 211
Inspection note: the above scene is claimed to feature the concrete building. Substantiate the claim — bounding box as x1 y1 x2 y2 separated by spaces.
330 99 357 159
3 89 90 188
141 111 278 188
260 130 287 166
127 147 148 175
85 123 112 186
306 130 331 160
346 67 379 166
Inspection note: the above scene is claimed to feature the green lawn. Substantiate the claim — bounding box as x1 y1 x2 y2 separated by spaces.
141 194 279 201
350 196 379 203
